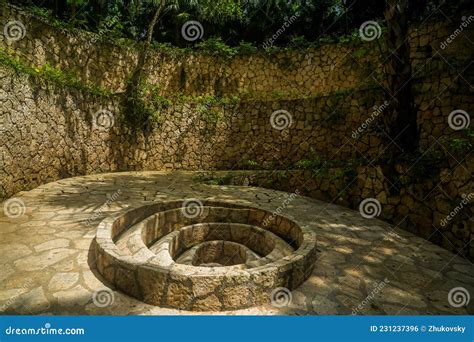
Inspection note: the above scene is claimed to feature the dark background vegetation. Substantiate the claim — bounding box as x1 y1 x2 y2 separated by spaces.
8 0 470 47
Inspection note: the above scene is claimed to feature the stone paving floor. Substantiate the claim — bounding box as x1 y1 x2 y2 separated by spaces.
0 171 473 315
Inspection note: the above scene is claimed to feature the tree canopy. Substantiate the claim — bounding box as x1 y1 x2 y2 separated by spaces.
12 0 469 47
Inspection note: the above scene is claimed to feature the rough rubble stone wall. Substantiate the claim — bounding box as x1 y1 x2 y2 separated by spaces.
0 5 472 260
0 66 384 198
2 6 470 99
206 156 473 260
2 64 470 201
0 5 399 97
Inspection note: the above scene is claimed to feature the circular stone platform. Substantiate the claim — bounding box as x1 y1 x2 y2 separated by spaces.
95 200 317 311
0 171 473 315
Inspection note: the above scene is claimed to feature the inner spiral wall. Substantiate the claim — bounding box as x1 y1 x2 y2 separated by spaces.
94 200 317 311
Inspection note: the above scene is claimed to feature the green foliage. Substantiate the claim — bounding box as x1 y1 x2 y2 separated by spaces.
96 15 126 41
263 45 280 55
19 0 456 50
274 170 289 180
242 159 260 170
202 108 223 126
295 156 324 170
341 160 359 180
152 42 188 55
338 30 360 44
123 81 165 131
401 153 439 182
449 132 473 154
0 48 111 97
196 173 233 185
289 35 311 48
294 153 360 183
26 5 51 18
352 47 370 58
26 5 76 30
196 37 238 57
237 41 257 55
195 95 225 126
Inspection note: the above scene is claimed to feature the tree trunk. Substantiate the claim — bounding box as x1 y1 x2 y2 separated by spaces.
383 0 418 153
55 0 67 19
90 0 104 29
125 0 166 132
128 0 165 94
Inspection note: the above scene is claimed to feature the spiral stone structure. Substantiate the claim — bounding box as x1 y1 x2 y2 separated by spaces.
94 200 317 311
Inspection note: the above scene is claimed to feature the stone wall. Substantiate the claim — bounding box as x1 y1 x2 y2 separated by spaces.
1 4 378 97
0 65 382 197
0 4 472 259
199 155 473 260
3 5 471 99
2 64 470 198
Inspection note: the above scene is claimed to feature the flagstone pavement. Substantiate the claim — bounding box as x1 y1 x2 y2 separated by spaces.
1 171 473 315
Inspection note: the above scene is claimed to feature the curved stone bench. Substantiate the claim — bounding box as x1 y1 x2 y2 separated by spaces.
94 200 317 311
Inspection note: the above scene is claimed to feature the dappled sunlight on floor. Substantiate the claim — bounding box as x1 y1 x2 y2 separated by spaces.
0 171 473 315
